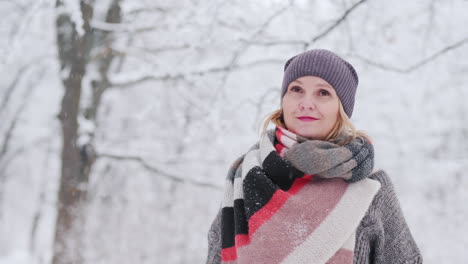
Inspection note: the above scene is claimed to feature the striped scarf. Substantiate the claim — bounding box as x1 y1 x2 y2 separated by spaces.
219 126 380 264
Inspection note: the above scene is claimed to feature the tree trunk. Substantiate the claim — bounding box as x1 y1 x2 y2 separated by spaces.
52 0 94 263
52 0 121 262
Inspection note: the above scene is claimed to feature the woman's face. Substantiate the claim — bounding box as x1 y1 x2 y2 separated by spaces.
281 76 340 140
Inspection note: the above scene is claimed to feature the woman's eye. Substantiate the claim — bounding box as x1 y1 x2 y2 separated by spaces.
291 86 301 92
319 89 330 96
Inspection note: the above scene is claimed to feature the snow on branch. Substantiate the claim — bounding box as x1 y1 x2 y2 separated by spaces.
90 19 129 32
126 6 169 16
90 19 157 33
59 0 85 36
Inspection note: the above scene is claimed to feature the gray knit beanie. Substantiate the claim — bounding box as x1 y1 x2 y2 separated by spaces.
281 49 359 117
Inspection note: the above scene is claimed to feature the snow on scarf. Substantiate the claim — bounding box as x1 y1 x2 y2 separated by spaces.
219 126 381 264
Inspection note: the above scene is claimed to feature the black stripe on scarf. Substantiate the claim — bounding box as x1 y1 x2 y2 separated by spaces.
221 145 308 250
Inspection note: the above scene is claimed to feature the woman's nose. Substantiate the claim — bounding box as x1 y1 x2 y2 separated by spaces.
299 99 316 110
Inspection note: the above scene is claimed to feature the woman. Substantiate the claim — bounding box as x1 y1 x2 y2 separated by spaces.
206 49 422 264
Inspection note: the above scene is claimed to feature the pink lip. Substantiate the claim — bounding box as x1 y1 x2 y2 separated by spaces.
297 116 318 121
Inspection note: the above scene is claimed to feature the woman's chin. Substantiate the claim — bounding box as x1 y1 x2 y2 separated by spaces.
285 122 327 139
292 128 323 140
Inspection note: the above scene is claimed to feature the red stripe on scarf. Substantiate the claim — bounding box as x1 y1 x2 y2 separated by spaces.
221 174 313 261
275 143 285 154
274 129 284 154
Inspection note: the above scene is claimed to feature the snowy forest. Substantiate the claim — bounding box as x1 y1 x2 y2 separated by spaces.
1 0 467 263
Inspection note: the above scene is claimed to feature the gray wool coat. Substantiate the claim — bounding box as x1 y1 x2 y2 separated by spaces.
206 170 423 264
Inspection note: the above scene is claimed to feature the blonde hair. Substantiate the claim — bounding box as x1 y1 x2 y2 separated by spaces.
259 102 370 146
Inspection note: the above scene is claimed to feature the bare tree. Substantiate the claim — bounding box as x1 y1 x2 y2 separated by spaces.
52 0 122 263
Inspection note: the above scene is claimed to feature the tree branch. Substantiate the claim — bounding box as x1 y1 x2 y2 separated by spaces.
306 0 368 48
110 73 184 88
406 37 468 72
208 0 295 105
0 65 46 171
90 43 190 61
0 64 28 114
0 55 51 114
98 153 223 190
238 39 308 47
352 37 468 73
109 58 284 89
